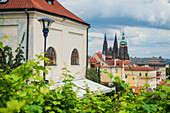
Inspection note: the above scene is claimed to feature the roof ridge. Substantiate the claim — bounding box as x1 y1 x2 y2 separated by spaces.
27 0 35 8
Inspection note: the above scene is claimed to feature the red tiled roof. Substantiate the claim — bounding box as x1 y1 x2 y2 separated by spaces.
0 0 87 25
105 56 112 60
107 60 114 65
109 65 115 68
95 63 101 67
116 61 122 67
125 66 155 71
89 58 97 63
96 53 102 59
106 59 123 67
159 80 166 84
124 60 130 65
131 86 142 94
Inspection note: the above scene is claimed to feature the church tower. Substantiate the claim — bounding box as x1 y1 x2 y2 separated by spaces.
112 34 118 59
119 32 129 60
102 33 108 56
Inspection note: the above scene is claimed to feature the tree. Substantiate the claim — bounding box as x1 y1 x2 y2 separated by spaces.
166 66 170 79
0 33 25 74
86 68 100 83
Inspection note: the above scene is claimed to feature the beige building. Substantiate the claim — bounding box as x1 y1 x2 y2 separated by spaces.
92 53 124 84
130 56 167 81
125 66 156 89
89 53 157 89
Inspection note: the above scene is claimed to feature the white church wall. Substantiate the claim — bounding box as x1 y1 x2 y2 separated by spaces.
33 12 88 81
0 11 88 81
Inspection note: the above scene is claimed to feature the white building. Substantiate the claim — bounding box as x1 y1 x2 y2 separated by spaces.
0 0 111 97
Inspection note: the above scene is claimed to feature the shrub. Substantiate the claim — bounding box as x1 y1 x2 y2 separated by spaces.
0 41 170 113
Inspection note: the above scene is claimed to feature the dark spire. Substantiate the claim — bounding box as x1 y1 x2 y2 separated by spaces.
102 33 108 56
112 34 118 59
104 33 107 41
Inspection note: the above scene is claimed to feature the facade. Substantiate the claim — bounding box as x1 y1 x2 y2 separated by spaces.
124 66 157 89
91 53 124 84
89 53 157 89
130 56 167 80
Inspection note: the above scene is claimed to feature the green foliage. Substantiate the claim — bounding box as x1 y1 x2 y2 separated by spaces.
86 68 100 83
0 41 170 113
0 32 25 74
166 66 170 79
165 59 170 65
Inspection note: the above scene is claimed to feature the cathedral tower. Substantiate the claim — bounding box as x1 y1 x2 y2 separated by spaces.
112 34 118 59
119 32 129 60
102 33 108 56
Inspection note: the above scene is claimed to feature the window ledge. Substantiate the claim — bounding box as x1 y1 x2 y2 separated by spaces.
71 64 80 66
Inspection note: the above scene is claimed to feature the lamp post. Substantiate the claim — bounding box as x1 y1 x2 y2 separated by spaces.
38 17 54 82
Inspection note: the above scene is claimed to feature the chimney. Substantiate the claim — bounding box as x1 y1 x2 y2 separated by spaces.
102 54 106 61
114 59 117 67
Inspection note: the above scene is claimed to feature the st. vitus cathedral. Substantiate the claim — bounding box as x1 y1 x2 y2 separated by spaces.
102 32 129 60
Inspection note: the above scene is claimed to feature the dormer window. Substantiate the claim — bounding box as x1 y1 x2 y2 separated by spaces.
46 0 54 5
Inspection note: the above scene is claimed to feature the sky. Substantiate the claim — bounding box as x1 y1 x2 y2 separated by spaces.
58 0 170 58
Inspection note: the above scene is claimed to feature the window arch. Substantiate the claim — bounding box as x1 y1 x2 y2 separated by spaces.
46 47 56 66
71 49 79 65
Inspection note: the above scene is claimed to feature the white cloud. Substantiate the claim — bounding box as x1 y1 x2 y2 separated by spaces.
89 32 104 38
58 0 170 27
58 0 170 58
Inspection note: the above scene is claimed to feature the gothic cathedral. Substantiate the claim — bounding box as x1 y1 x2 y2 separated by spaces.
102 32 129 60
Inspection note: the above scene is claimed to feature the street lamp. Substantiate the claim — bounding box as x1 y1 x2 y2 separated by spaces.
38 17 54 82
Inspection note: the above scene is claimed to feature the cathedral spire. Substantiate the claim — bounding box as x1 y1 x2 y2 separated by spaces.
119 31 129 60
102 33 108 56
104 33 107 41
120 31 127 45
112 34 118 59
122 31 125 40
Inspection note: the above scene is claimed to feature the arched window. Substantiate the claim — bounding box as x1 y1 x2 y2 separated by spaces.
71 49 79 65
46 47 56 66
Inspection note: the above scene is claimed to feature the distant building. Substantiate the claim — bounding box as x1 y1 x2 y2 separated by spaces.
112 34 119 59
89 53 157 89
102 32 129 60
130 56 167 80
89 53 124 85
124 66 156 89
102 34 108 56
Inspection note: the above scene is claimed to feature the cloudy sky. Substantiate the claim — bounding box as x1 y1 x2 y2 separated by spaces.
58 0 170 58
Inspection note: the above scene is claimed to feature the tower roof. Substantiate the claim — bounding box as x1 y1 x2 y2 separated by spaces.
104 33 107 41
120 31 127 45
0 0 89 26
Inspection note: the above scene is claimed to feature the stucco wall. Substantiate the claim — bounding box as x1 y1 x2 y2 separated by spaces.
0 11 88 81
125 70 156 88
